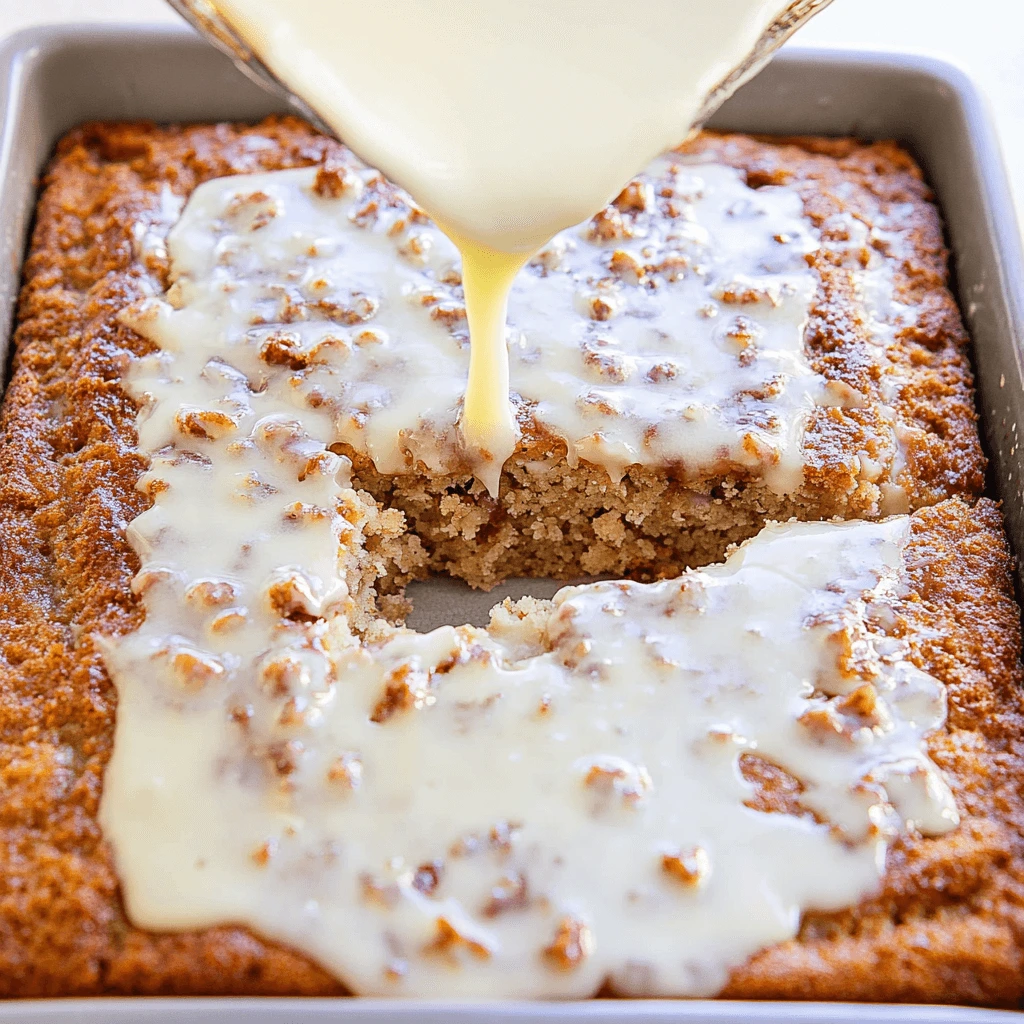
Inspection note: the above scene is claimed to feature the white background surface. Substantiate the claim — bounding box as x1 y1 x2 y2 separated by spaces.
1 0 1022 228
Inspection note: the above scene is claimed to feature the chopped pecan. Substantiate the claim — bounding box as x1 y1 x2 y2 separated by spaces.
383 959 408 982
645 360 679 383
174 407 239 440
354 328 387 347
313 293 379 325
583 757 652 805
360 872 400 908
131 566 175 596
489 819 520 854
720 314 763 353
327 751 363 789
229 703 253 728
399 232 433 265
650 251 689 281
586 206 628 243
412 860 443 896
251 839 277 867
542 916 593 971
170 648 225 690
575 391 618 417
715 280 781 306
282 501 331 524
209 608 247 634
608 248 644 284
583 292 620 322
582 342 631 381
837 683 880 720
741 431 778 464
259 651 308 698
226 190 279 231
661 846 710 888
298 450 342 482
259 330 307 369
277 696 308 727
235 471 279 504
613 180 650 213
267 739 304 776
483 872 529 917
370 662 431 722
313 162 357 198
265 570 320 619
185 579 236 608
424 917 492 960
430 302 468 326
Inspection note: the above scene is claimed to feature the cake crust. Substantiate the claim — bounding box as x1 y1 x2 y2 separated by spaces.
0 117 1018 1004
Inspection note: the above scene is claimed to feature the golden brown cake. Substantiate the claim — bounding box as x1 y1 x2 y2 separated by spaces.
0 117 1019 1004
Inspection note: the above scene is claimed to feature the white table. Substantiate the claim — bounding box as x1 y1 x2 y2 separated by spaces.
2 0 1022 231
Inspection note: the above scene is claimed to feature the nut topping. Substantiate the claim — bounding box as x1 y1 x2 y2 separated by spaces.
661 846 711 888
542 916 593 971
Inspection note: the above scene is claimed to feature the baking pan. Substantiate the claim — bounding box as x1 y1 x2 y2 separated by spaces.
0 23 1021 1024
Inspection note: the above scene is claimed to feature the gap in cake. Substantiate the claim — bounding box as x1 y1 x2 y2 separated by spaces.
404 574 599 631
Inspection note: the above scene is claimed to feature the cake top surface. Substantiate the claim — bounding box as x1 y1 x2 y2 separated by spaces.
100 140 961 995
0 118 1015 1004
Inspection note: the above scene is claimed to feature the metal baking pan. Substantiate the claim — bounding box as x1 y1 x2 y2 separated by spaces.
0 23 1021 1024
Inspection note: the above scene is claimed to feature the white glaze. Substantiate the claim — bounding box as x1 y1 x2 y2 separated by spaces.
102 496 958 997
121 159 852 492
